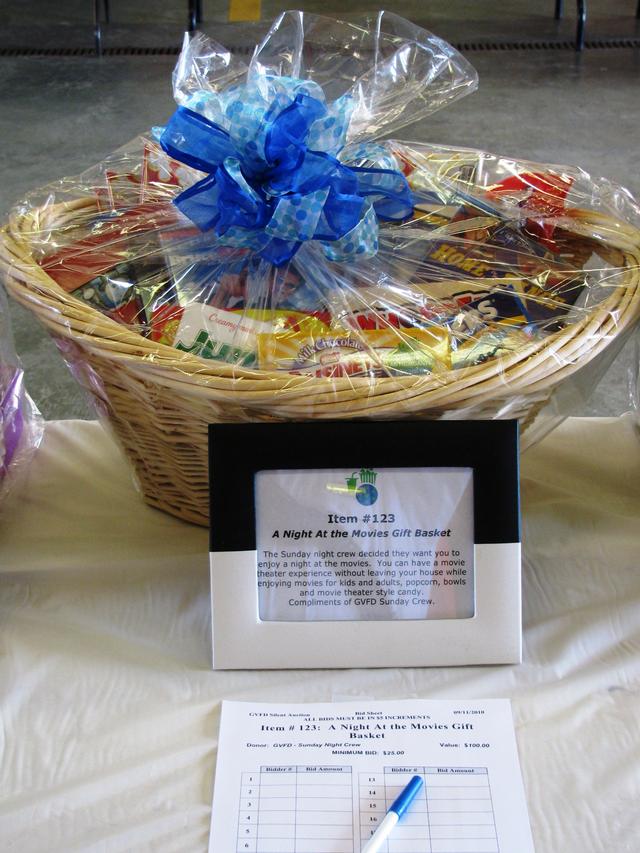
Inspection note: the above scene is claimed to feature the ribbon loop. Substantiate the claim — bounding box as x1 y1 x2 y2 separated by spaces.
161 107 236 174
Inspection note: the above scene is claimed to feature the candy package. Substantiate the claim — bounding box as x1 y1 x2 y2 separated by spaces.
2 12 639 523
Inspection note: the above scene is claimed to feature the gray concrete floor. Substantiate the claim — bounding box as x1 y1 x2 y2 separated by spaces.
1 4 640 419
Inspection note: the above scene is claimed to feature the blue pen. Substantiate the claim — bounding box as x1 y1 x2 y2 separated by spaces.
361 775 424 853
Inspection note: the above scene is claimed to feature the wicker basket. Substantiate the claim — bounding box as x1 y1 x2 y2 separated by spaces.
2 198 640 526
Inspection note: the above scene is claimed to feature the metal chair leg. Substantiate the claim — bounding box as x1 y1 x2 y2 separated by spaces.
94 0 103 55
188 0 197 31
555 0 563 20
196 0 203 24
576 0 586 50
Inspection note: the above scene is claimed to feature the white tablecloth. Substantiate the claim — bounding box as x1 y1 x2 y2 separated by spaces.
1 417 639 853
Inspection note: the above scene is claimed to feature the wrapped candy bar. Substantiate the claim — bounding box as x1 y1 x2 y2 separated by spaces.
1 11 639 525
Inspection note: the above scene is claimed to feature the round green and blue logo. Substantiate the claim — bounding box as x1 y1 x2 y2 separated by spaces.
346 468 379 506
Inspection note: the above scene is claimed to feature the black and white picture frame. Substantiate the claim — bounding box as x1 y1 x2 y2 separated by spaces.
209 420 521 669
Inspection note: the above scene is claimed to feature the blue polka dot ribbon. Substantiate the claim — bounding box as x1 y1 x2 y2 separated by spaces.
159 77 413 266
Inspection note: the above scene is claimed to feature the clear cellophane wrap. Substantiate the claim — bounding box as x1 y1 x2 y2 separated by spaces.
5 12 640 447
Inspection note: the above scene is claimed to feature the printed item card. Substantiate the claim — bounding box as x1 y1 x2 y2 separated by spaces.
255 467 475 621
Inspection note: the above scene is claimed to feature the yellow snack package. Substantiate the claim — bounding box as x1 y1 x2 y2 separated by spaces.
257 318 449 378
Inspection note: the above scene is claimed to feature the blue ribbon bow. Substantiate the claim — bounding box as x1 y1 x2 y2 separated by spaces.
159 79 413 266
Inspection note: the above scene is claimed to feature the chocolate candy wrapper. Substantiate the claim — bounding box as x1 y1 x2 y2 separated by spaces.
4 12 640 447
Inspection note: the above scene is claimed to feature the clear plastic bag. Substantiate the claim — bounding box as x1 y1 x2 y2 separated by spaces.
0 290 43 504
3 12 640 445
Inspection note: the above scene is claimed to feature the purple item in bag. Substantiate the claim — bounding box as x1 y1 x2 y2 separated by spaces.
0 290 43 502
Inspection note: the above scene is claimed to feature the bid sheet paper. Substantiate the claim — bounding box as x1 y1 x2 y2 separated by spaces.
210 699 534 853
